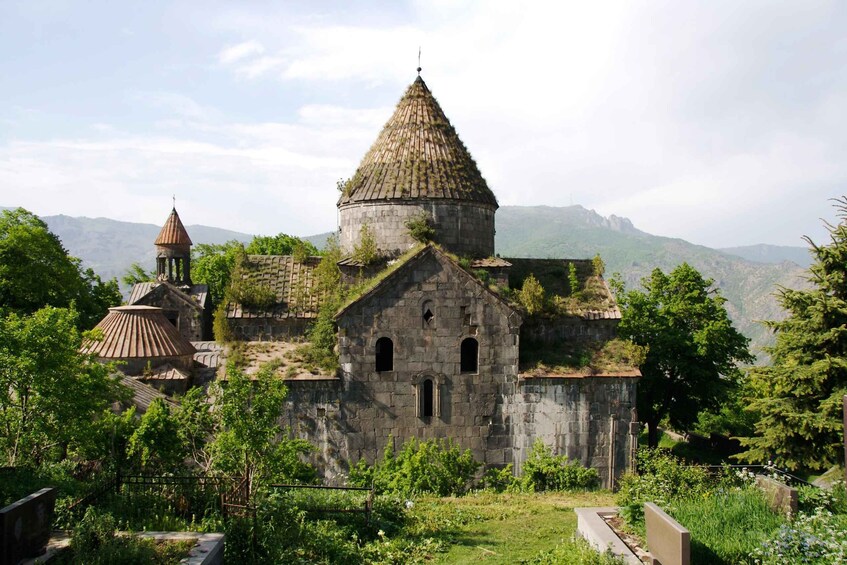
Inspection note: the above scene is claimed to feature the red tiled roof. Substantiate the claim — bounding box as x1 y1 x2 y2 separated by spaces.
155 208 192 246
82 306 196 359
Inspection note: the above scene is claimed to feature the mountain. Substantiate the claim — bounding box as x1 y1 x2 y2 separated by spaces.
42 215 252 285
494 206 808 359
719 244 812 268
20 205 805 359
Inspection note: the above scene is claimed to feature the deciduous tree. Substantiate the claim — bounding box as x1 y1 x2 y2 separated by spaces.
0 306 124 465
0 208 120 329
613 264 752 447
739 198 847 470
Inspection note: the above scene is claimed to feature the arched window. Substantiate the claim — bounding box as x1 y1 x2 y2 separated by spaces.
421 379 434 417
422 300 435 327
460 337 478 373
375 337 393 372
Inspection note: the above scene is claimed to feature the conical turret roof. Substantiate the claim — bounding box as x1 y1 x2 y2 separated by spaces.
338 76 497 207
82 306 196 359
155 207 192 246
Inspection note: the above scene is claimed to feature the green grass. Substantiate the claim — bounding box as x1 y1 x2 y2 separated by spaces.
407 491 616 564
669 488 785 564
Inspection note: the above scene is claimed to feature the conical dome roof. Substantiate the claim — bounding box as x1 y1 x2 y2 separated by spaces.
155 208 192 246
339 76 497 207
82 306 196 359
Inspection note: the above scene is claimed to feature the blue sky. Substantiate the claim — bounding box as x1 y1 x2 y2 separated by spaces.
1 1 846 248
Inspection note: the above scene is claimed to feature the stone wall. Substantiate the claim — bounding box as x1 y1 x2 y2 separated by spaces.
521 317 618 345
505 376 638 489
335 248 520 468
339 200 496 258
137 290 206 342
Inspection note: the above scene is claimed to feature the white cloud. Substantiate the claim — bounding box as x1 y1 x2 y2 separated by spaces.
218 40 265 64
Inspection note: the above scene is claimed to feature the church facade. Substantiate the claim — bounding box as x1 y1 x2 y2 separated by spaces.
98 74 640 488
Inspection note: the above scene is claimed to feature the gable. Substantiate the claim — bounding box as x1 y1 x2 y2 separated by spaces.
337 246 520 328
130 281 204 313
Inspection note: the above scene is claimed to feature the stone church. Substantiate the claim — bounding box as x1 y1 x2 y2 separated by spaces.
92 74 640 488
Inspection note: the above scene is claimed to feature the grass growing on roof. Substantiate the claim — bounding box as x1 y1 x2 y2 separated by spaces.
520 338 645 375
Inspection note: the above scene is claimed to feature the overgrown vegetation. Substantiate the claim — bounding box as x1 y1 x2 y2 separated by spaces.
520 338 646 375
404 211 436 243
518 439 600 492
349 437 480 497
517 273 545 314
617 448 847 564
352 223 379 265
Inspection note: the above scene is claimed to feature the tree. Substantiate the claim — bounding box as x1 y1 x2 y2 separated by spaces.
192 241 244 305
518 274 545 315
0 208 121 329
0 306 124 466
613 264 752 448
739 199 847 471
204 362 315 492
121 262 155 288
245 233 318 257
127 399 184 472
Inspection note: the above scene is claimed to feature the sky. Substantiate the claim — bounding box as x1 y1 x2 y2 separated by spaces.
1 0 846 248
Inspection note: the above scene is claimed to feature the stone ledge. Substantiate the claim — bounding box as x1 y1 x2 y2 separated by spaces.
24 530 224 565
574 507 641 564
135 531 224 565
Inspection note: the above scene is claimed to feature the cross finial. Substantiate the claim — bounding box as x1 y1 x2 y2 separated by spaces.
417 47 421 75
172 194 176 210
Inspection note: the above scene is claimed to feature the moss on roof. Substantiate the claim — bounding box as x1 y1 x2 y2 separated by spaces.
519 338 644 378
225 255 326 319
338 76 497 207
505 258 620 318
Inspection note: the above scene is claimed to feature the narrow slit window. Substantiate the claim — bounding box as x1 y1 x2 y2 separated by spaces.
422 378 434 417
460 337 478 373
375 337 393 372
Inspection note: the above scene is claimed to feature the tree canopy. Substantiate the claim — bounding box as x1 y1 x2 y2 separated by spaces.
739 199 847 471
0 208 121 329
613 263 752 447
0 306 125 466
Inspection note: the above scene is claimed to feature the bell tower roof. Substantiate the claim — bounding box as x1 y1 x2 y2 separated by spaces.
155 207 192 247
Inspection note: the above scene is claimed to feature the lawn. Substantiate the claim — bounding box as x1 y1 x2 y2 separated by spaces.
408 491 616 564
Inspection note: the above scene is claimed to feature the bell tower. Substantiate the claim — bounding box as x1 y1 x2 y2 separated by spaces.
154 207 193 286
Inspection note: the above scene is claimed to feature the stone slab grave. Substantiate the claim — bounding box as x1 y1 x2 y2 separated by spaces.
0 487 57 565
574 507 641 564
755 475 798 517
645 502 689 565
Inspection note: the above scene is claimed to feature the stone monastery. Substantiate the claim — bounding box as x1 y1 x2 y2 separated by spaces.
84 74 641 488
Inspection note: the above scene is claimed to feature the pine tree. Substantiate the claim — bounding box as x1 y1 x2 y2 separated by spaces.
739 198 847 470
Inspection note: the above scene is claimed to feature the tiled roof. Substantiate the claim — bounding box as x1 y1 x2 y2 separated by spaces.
470 257 512 268
146 364 190 381
119 374 178 413
129 282 208 308
338 76 497 207
82 306 197 358
155 208 192 246
225 255 324 319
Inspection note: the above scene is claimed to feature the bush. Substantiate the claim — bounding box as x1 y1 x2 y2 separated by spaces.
349 437 481 497
616 448 711 525
518 274 545 314
526 536 626 564
519 439 599 492
405 211 436 243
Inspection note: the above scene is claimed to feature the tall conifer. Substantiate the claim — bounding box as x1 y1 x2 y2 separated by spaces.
739 198 847 470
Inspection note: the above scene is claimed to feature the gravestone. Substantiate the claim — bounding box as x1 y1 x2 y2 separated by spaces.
755 475 797 517
645 502 690 565
0 487 57 565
